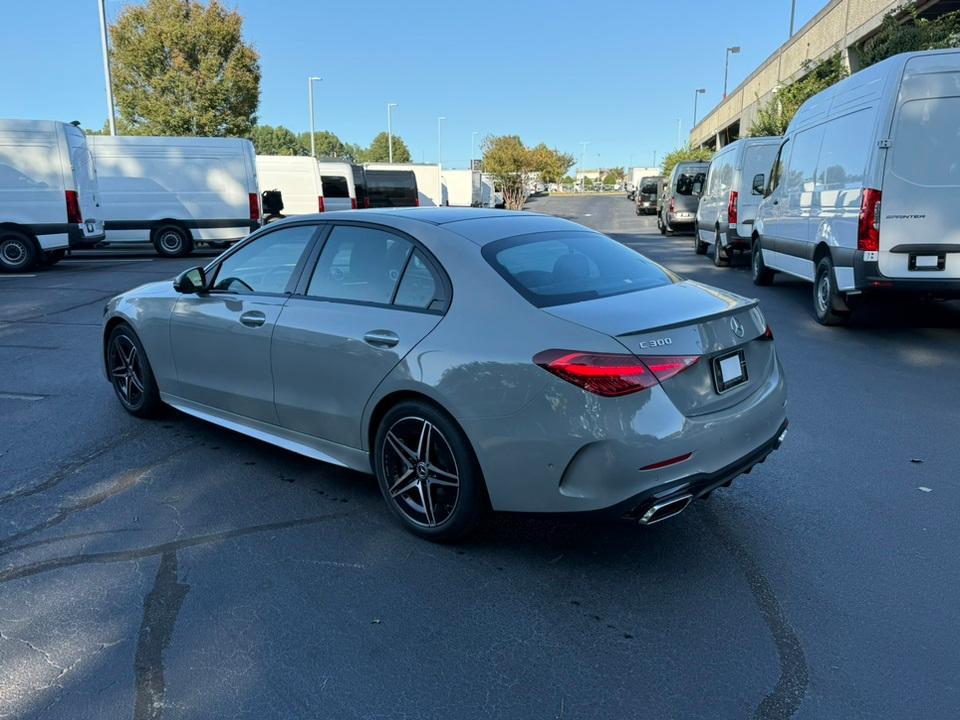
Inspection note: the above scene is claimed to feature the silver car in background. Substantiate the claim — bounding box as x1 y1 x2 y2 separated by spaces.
102 209 788 541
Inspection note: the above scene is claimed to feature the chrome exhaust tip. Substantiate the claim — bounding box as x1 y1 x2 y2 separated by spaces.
638 493 693 525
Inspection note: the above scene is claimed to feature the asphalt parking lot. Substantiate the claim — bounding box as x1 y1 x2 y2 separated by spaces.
2 198 959 720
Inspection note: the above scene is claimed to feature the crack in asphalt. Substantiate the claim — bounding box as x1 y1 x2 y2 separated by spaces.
133 551 189 720
703 508 809 719
0 512 353 586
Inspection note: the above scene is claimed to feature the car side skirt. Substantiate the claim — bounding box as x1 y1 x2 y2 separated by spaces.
162 393 372 474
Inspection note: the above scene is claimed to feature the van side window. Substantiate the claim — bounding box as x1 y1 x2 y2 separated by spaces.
785 127 825 197
891 97 960 187
817 110 871 190
768 140 790 194
321 175 350 198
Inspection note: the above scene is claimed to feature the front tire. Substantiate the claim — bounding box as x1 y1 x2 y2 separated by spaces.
751 238 775 286
813 256 850 326
152 224 193 258
693 223 707 254
712 228 729 266
374 401 487 542
0 231 38 273
107 324 163 418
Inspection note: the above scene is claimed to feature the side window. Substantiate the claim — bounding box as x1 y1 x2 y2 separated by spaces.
307 225 411 304
817 110 871 190
784 126 825 197
211 224 316 294
321 175 350 198
768 139 790 194
394 250 444 310
705 164 717 195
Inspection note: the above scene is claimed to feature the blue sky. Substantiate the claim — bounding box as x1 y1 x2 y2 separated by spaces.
7 0 825 170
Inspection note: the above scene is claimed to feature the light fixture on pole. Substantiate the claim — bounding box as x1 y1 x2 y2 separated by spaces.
307 76 322 157
693 88 706 128
386 103 398 163
97 0 117 135
437 116 446 205
723 47 740 98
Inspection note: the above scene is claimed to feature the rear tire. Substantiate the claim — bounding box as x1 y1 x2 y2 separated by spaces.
657 213 666 235
693 223 707 255
374 400 487 542
152 224 193 258
751 238 775 286
712 228 729 266
106 324 164 418
813 256 850 326
0 231 38 273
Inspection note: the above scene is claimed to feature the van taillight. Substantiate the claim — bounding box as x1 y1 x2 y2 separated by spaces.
727 190 738 226
415 196 420 207
858 188 881 252
248 193 260 222
318 196 325 213
351 198 357 210
363 197 370 209
65 190 82 224
668 198 675 213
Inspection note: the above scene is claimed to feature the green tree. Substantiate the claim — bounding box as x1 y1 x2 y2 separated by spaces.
859 5 960 68
481 136 574 209
109 0 260 136
362 132 412 163
249 124 305 155
528 143 574 186
747 54 846 137
298 131 356 160
660 146 714 178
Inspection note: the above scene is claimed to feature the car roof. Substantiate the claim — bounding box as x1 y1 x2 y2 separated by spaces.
265 208 586 245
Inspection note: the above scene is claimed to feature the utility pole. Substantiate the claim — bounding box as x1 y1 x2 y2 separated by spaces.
307 76 322 157
97 0 116 135
724 47 740 98
386 103 398 163
471 130 479 170
693 88 706 128
437 116 446 205
579 141 590 190
789 0 797 37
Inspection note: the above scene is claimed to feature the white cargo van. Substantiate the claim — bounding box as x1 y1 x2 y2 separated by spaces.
256 155 324 218
88 135 259 257
695 136 781 267
444 169 481 206
366 163 444 207
754 50 960 324
0 119 105 272
479 175 497 208
316 160 367 211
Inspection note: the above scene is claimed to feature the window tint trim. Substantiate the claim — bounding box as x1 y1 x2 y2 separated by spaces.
292 220 451 313
203 221 324 296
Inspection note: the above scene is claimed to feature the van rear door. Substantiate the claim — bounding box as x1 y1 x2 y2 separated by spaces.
880 52 960 280
64 125 101 226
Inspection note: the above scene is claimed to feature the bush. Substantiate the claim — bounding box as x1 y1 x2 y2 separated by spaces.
859 5 960 68
661 146 714 178
748 54 846 137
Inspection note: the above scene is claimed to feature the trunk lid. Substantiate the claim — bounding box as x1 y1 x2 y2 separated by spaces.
545 281 775 415
879 52 960 280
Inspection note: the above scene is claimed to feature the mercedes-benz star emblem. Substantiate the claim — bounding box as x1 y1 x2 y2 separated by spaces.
730 316 745 338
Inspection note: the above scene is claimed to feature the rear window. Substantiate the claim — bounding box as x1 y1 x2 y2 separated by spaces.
482 231 674 308
366 170 418 207
891 97 960 187
676 171 706 196
321 175 349 198
640 180 658 194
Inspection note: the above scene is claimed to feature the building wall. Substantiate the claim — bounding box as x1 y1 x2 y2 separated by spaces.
690 0 912 148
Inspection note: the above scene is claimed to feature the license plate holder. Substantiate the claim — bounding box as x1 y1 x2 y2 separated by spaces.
909 254 944 271
713 350 748 394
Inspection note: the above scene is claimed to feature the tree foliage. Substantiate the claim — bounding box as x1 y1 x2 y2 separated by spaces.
660 146 714 178
109 0 261 136
363 131 412 163
859 5 960 68
249 125 304 155
747 54 846 137
481 136 573 210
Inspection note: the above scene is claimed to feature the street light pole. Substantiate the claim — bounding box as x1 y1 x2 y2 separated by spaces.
579 141 590 189
789 0 797 36
693 88 706 129
437 116 446 205
307 76 322 157
97 0 116 135
723 46 740 98
471 130 479 170
386 103 398 163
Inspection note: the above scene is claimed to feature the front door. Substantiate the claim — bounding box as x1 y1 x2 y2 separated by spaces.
169 222 319 422
272 223 447 448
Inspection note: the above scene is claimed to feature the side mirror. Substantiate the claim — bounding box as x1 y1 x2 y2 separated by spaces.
173 266 207 294
752 173 766 196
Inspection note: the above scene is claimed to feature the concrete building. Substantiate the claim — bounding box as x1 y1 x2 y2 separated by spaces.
689 0 955 149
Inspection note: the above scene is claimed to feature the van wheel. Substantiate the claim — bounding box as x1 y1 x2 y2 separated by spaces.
40 249 66 266
374 400 487 542
713 229 729 266
0 231 38 273
635 205 642 216
814 257 850 326
751 239 775 286
657 214 666 235
153 225 193 258
693 224 707 254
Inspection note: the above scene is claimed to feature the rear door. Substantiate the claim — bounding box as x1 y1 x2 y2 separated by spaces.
272 223 447 447
63 125 102 227
321 174 352 211
739 142 779 227
879 53 960 280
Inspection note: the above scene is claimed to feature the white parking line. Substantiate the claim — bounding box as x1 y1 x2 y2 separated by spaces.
0 391 45 401
0 274 37 278
60 258 156 263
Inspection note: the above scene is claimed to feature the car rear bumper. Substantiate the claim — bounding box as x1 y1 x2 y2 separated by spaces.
69 225 106 248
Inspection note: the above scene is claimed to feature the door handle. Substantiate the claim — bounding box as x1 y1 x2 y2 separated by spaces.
239 310 267 328
363 330 399 348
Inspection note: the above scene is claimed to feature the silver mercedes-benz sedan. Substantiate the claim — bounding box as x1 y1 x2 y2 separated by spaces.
102 208 787 541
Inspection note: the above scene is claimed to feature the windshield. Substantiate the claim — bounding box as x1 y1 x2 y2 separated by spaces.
676 171 706 196
482 231 674 308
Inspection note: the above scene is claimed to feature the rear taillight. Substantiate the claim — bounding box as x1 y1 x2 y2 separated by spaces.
351 197 357 210
668 198 675 213
858 188 881 252
363 196 370 209
759 324 774 341
65 190 82 224
727 190 738 226
414 196 420 207
248 192 260 222
534 350 698 397
318 196 325 213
